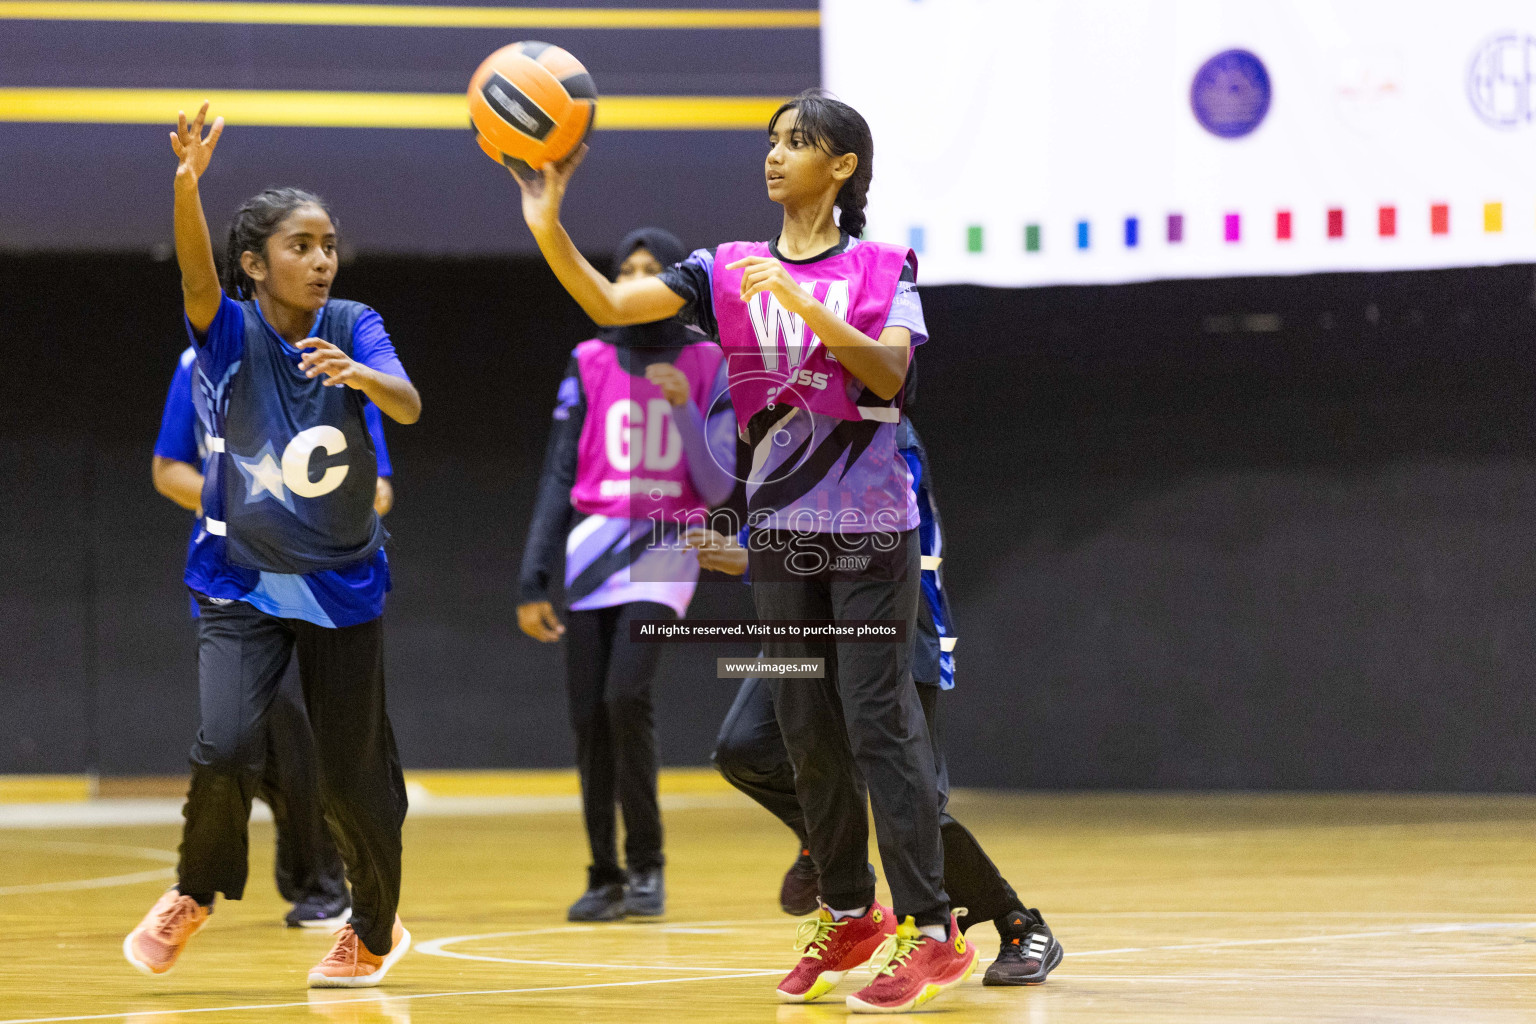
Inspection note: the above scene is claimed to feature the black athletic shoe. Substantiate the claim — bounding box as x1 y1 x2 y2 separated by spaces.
285 894 352 930
983 908 1063 986
567 882 627 922
779 848 820 916
624 866 665 917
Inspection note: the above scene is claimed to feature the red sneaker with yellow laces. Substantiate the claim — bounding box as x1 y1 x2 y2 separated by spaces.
775 902 896 1003
846 912 977 1014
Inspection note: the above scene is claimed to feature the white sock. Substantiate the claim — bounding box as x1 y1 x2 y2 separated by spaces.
918 923 947 942
829 905 869 921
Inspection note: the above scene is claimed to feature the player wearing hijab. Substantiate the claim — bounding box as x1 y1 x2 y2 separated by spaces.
152 344 400 930
125 104 418 989
510 89 971 1012
519 227 735 921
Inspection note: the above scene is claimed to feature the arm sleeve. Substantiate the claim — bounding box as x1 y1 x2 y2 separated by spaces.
183 293 245 379
154 354 202 464
364 402 392 477
885 271 928 348
517 357 585 604
656 247 719 340
676 359 735 507
351 308 411 382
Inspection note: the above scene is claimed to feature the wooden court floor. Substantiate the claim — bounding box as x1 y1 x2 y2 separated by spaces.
1 789 1533 1023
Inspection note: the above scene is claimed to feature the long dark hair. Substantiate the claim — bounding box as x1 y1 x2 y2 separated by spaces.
768 89 874 238
222 187 337 299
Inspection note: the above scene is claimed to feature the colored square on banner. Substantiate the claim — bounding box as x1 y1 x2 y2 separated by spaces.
1484 202 1503 233
1327 208 1344 238
1024 224 1041 252
1167 213 1184 243
966 225 984 253
1076 221 1090 250
908 226 925 254
1379 206 1396 237
1430 204 1449 235
1124 217 1139 248
1276 210 1292 240
1224 213 1241 242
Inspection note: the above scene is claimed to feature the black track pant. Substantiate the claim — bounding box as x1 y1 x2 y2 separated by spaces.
260 658 348 908
564 601 673 886
714 675 1026 931
750 530 949 928
177 596 407 957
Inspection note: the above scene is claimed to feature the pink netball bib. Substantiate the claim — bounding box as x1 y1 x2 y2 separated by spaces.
569 339 724 520
711 240 913 430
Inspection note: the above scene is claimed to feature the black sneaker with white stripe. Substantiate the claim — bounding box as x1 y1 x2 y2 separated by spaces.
984 908 1063 985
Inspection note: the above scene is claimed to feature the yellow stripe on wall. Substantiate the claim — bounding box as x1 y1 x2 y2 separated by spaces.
0 88 784 130
0 1 818 28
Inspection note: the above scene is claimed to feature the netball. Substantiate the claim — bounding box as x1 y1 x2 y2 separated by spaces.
468 41 597 174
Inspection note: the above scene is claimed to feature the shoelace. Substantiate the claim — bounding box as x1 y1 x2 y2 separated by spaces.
792 916 844 959
151 897 200 943
319 926 360 967
866 908 968 978
867 930 921 978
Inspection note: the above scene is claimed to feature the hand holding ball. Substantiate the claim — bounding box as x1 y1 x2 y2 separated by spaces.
468 41 596 177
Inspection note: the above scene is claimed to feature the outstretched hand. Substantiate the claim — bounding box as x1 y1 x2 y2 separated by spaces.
170 101 223 189
510 144 588 235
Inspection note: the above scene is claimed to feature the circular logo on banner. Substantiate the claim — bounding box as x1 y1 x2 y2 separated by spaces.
1468 33 1536 128
1191 49 1272 138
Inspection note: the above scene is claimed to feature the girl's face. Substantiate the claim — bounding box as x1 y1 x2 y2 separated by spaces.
242 204 338 313
616 245 663 283
764 108 856 208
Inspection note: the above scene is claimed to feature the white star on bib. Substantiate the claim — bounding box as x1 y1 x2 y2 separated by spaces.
239 452 287 501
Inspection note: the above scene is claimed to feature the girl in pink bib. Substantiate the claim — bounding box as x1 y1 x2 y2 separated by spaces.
508 90 973 1013
516 227 735 924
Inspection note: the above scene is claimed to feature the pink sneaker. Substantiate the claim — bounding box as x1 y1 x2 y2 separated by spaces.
123 890 210 976
776 902 896 1003
846 912 977 1013
308 915 411 988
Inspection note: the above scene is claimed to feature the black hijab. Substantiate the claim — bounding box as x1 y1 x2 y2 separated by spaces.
599 227 694 363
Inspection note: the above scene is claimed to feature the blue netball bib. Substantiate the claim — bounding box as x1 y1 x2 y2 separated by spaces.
198 298 386 574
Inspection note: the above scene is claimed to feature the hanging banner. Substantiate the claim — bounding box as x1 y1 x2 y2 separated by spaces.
823 0 1536 286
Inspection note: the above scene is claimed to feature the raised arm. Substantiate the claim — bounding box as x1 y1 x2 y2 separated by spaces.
512 149 687 327
169 102 225 332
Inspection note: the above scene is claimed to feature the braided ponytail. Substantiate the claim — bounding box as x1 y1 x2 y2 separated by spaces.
767 89 874 238
221 187 336 299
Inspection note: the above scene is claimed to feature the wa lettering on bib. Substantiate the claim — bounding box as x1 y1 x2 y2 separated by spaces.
711 240 913 430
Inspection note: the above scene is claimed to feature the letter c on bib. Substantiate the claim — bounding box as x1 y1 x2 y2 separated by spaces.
282 425 350 498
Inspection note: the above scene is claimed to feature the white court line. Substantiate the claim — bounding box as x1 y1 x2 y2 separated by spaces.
1037 972 1536 981
1066 921 1533 957
416 917 1536 972
0 839 178 895
7 917 1533 1024
0 970 786 1024
0 867 173 896
0 792 748 829
0 839 179 863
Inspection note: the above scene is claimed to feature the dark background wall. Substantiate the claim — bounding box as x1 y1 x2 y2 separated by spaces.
0 0 818 254
3 254 1535 789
